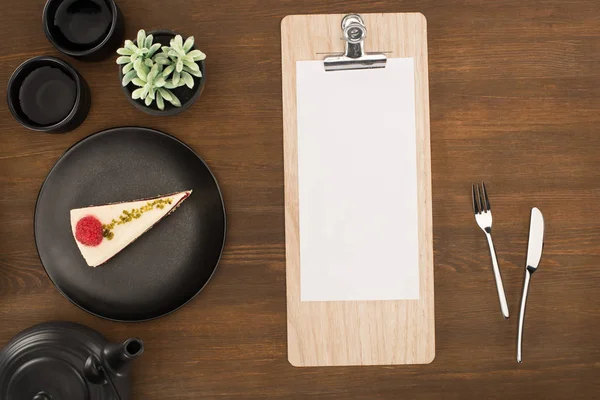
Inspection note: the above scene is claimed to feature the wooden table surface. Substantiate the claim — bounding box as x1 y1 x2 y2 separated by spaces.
1 0 599 398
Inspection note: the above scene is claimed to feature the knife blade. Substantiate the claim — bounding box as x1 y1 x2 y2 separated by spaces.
526 207 545 271
517 207 545 363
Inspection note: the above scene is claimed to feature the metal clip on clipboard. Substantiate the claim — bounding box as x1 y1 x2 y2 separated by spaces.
324 14 387 71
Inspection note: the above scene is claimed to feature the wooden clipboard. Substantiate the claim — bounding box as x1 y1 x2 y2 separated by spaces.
281 12 434 366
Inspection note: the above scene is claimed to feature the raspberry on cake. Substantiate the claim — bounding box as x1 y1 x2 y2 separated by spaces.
70 190 192 267
75 215 104 246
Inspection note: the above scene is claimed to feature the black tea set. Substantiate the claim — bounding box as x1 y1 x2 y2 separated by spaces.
7 0 206 132
2 1 222 399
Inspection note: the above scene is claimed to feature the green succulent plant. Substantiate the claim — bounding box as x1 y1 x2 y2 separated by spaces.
116 29 206 110
131 63 181 110
154 35 206 89
116 30 161 86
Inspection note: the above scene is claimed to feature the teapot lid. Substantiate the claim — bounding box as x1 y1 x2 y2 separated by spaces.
0 322 115 400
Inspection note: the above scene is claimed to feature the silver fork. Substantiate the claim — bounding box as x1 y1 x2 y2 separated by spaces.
472 182 510 319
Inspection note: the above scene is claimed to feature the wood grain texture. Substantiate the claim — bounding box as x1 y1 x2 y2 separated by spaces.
282 13 434 366
0 0 599 398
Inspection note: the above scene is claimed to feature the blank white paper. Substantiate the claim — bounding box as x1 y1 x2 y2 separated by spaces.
296 58 420 302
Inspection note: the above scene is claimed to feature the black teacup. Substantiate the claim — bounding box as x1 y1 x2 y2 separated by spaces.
43 0 124 60
7 56 91 133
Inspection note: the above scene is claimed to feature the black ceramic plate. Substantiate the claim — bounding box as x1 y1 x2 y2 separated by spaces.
35 127 226 321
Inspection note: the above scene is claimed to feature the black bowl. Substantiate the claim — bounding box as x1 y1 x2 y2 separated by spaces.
7 56 91 133
43 0 124 61
118 30 205 116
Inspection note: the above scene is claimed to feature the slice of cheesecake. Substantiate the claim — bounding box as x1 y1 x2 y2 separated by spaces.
70 190 192 267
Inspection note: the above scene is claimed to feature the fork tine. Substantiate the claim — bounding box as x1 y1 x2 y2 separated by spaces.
481 181 491 211
476 183 484 213
472 184 480 214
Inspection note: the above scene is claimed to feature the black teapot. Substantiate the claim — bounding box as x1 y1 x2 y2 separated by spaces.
0 321 143 400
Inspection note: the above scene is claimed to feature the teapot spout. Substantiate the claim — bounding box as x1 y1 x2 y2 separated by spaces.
103 338 144 376
84 338 143 400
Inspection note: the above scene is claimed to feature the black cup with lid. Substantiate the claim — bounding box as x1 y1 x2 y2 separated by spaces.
7 56 91 133
43 0 124 60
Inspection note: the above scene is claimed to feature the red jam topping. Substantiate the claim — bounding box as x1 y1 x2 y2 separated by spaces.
75 215 103 246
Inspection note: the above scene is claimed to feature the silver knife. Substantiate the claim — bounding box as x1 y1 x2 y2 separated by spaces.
517 207 545 363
